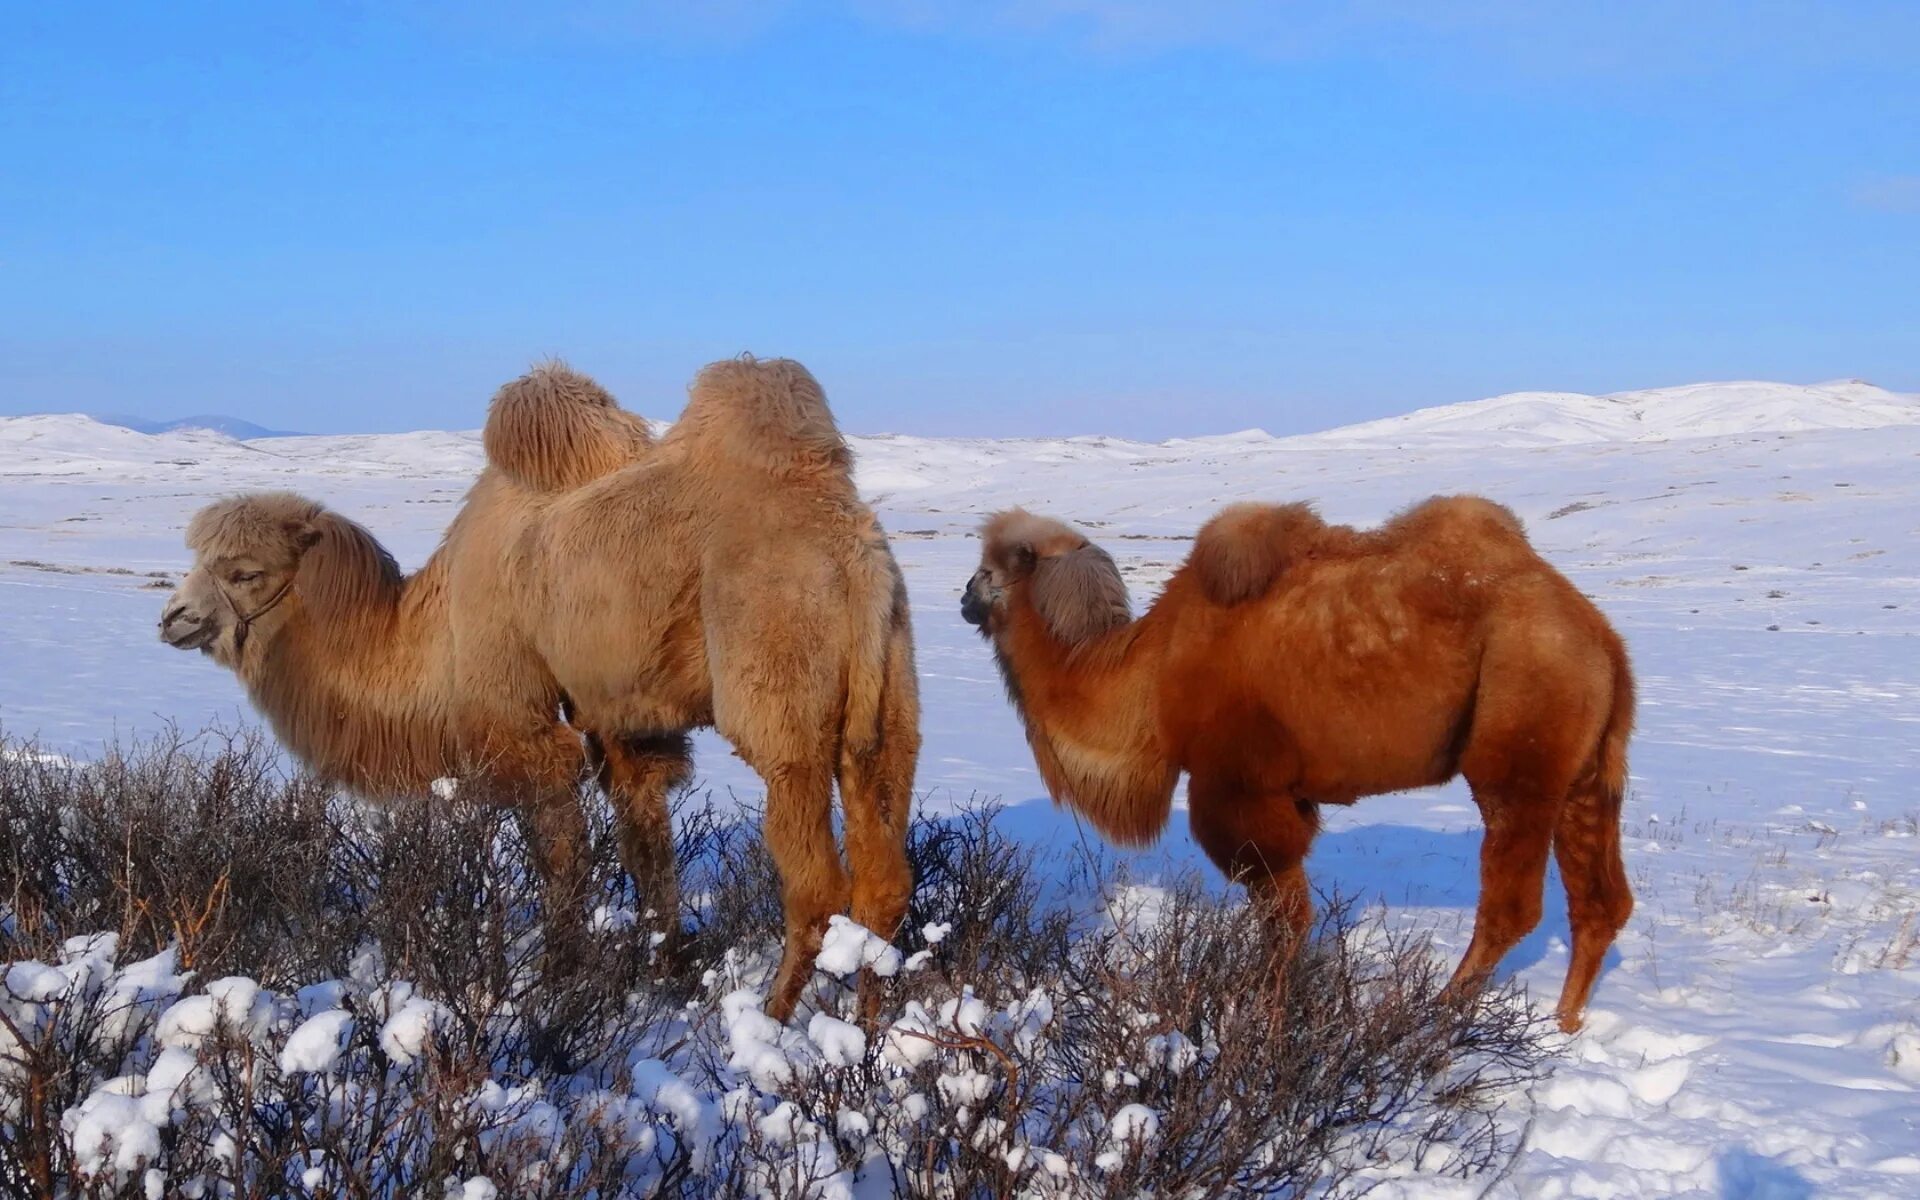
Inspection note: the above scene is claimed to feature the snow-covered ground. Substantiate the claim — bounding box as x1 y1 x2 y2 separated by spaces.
3 378 1918 1195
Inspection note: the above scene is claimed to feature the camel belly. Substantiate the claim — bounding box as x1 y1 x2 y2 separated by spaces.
537 587 715 735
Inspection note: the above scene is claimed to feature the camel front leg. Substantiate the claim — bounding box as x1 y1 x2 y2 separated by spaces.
517 790 591 965
459 712 596 976
1441 789 1559 1008
1189 785 1319 987
595 731 693 963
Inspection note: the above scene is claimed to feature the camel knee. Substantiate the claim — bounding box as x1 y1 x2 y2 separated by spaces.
1608 887 1634 931
762 803 851 919
779 861 852 926
1484 888 1545 944
1585 885 1633 938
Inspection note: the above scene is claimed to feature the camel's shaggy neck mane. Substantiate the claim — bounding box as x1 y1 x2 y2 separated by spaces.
993 598 1178 847
242 513 456 794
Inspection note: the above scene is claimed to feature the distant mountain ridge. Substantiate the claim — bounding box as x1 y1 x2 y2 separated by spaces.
1306 379 1920 446
6 378 1917 453
87 413 303 439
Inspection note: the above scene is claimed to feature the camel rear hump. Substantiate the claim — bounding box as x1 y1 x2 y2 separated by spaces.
483 361 655 492
1384 495 1529 554
672 355 854 481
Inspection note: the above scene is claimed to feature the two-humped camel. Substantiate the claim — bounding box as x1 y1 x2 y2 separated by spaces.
160 357 919 1021
962 497 1633 1032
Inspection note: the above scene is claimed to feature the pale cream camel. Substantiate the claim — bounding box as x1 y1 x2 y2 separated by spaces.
161 357 920 1021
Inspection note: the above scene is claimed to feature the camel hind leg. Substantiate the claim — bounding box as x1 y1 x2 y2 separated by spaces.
1446 631 1602 1005
1444 785 1560 1002
1550 769 1632 1032
837 624 920 1023
757 756 850 1023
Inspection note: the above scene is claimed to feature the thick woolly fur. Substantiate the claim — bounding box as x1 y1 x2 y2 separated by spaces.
165 357 920 1023
483 360 655 492
968 495 1635 1033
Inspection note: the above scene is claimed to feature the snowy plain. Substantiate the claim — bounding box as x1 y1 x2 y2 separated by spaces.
2 377 1918 1195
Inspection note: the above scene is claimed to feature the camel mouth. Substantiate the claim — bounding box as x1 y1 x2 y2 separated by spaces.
160 620 218 651
959 590 989 628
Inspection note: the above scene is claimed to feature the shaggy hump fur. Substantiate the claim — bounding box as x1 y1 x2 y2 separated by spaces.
966 493 1634 1034
483 360 654 492
667 355 851 478
1188 496 1527 606
1189 502 1328 606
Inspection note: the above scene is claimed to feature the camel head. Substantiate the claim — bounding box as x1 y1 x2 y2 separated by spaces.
963 509 1132 646
160 492 326 666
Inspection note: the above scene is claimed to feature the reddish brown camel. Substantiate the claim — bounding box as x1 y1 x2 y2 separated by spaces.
961 496 1634 1032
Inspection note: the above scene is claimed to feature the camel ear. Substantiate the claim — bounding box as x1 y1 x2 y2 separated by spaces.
284 519 323 552
1031 545 1130 645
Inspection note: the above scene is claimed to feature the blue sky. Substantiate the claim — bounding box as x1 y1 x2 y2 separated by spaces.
3 2 1916 438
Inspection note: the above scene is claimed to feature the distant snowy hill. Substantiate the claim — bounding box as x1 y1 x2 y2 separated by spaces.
9 379 1914 460
89 413 301 438
1306 379 1920 446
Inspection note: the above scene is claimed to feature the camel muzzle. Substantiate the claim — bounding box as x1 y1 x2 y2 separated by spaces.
959 588 988 627
159 605 216 650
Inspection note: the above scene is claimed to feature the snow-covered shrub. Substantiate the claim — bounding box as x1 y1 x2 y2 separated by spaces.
2 730 1551 1197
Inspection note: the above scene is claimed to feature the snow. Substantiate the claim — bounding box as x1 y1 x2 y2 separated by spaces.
155 976 275 1051
375 990 449 1066
278 1009 354 1075
815 915 905 979
63 1089 163 1177
2 378 1918 1194
1107 1103 1159 1146
632 1058 721 1170
1308 378 1920 447
808 1012 869 1067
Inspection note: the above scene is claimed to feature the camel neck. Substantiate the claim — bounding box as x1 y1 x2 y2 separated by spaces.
995 604 1176 847
242 525 458 795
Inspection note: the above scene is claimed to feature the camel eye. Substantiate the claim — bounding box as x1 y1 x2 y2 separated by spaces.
231 570 264 584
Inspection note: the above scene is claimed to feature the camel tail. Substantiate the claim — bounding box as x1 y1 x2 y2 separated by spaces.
484 360 654 492
1595 635 1634 805
843 522 915 758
